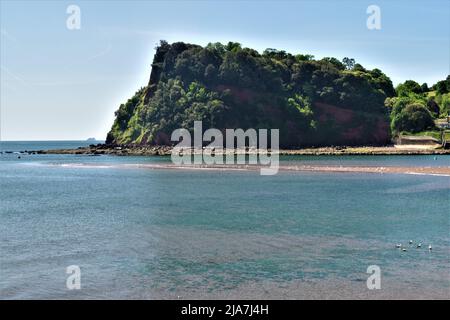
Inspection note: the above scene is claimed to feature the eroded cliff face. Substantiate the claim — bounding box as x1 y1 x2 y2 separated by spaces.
107 41 392 148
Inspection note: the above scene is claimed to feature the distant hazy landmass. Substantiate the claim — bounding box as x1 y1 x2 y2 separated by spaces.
106 41 450 148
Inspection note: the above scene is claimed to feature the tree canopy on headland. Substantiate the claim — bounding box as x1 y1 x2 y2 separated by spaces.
106 41 449 148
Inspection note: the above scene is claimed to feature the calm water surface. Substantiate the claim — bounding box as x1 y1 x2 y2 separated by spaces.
1 142 449 299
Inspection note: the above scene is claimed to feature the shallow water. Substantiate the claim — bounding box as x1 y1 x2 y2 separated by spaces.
1 142 449 299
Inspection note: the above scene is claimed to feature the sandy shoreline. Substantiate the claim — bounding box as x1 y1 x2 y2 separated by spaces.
51 162 450 176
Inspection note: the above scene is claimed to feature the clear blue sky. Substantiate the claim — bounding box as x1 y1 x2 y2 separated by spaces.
1 0 449 140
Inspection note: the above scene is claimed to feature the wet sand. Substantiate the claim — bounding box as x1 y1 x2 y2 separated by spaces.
53 162 450 176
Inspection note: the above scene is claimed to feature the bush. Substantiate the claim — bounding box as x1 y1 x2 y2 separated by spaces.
391 103 435 134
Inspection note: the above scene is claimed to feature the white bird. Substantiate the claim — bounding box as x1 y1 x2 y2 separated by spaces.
396 244 402 248
417 243 422 248
429 245 432 251
402 248 407 252
409 240 413 244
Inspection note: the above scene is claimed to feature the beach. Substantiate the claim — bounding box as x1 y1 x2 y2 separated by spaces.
50 162 450 176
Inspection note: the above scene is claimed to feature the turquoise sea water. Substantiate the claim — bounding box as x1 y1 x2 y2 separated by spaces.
0 142 449 299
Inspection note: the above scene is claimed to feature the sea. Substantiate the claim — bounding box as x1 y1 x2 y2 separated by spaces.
0 141 449 299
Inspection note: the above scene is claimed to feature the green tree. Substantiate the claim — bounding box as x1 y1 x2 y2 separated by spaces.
436 80 449 94
321 57 345 70
391 103 435 133
420 82 429 93
396 80 422 96
225 42 242 52
342 57 355 70
295 54 315 62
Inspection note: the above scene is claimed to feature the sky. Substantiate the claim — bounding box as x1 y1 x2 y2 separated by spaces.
1 0 449 141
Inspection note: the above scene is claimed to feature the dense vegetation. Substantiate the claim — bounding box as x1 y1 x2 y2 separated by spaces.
386 76 450 135
106 41 448 148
